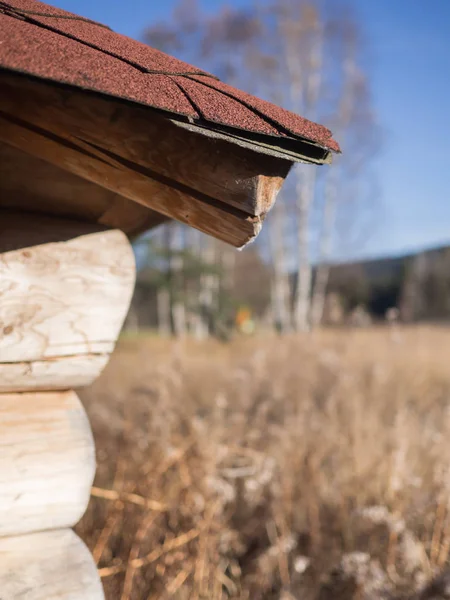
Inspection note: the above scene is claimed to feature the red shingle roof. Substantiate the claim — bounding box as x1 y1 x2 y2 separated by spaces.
0 0 340 153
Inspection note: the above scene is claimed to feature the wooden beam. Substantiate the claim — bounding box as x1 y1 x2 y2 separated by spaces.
0 103 259 247
0 529 104 599
0 72 292 246
0 141 168 237
0 211 135 389
1 72 291 216
0 391 95 537
98 194 167 238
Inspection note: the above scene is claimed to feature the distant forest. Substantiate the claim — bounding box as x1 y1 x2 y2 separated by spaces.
125 241 450 335
326 245 450 323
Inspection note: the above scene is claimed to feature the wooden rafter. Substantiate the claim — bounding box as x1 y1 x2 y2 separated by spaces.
0 72 295 247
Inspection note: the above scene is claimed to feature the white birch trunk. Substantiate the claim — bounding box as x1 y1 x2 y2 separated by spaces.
311 47 360 328
154 226 172 336
282 7 323 332
268 203 292 332
293 168 316 331
185 229 209 339
169 224 187 337
199 238 218 336
310 174 337 328
157 286 171 336
172 300 187 337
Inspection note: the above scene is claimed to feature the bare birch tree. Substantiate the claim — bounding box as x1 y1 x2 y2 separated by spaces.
279 3 324 331
156 227 171 336
144 0 378 334
268 202 292 332
311 19 358 328
311 14 380 328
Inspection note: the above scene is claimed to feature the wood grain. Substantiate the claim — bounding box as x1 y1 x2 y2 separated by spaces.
0 72 291 216
0 141 168 237
0 103 260 247
0 529 104 599
0 391 96 536
0 355 109 392
0 212 135 378
0 72 289 246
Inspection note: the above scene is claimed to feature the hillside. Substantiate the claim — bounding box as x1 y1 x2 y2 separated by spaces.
327 245 450 321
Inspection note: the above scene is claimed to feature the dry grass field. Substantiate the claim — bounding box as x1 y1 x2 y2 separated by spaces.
76 326 450 599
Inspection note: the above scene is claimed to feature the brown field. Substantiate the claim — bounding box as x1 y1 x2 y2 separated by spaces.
76 326 450 599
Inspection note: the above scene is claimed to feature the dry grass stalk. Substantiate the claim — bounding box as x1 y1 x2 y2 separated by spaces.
76 326 450 599
91 487 167 512
99 528 201 578
431 497 448 568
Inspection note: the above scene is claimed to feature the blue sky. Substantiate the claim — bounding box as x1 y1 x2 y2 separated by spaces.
52 0 450 260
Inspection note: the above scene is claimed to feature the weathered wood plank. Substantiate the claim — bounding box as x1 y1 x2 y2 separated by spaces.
0 104 260 247
0 72 291 217
0 73 288 246
0 141 168 237
0 108 261 248
0 211 135 370
0 529 104 599
98 193 168 237
0 391 95 537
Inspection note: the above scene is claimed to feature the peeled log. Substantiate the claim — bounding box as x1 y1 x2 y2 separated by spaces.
0 390 95 537
0 355 109 393
0 529 104 600
0 211 135 391
0 142 168 237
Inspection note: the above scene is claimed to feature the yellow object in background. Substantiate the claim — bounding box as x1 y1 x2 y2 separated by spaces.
235 307 255 334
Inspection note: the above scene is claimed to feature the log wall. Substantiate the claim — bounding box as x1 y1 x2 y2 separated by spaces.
0 211 136 599
0 530 105 599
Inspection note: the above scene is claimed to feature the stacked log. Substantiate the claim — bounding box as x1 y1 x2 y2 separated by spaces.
0 213 136 599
